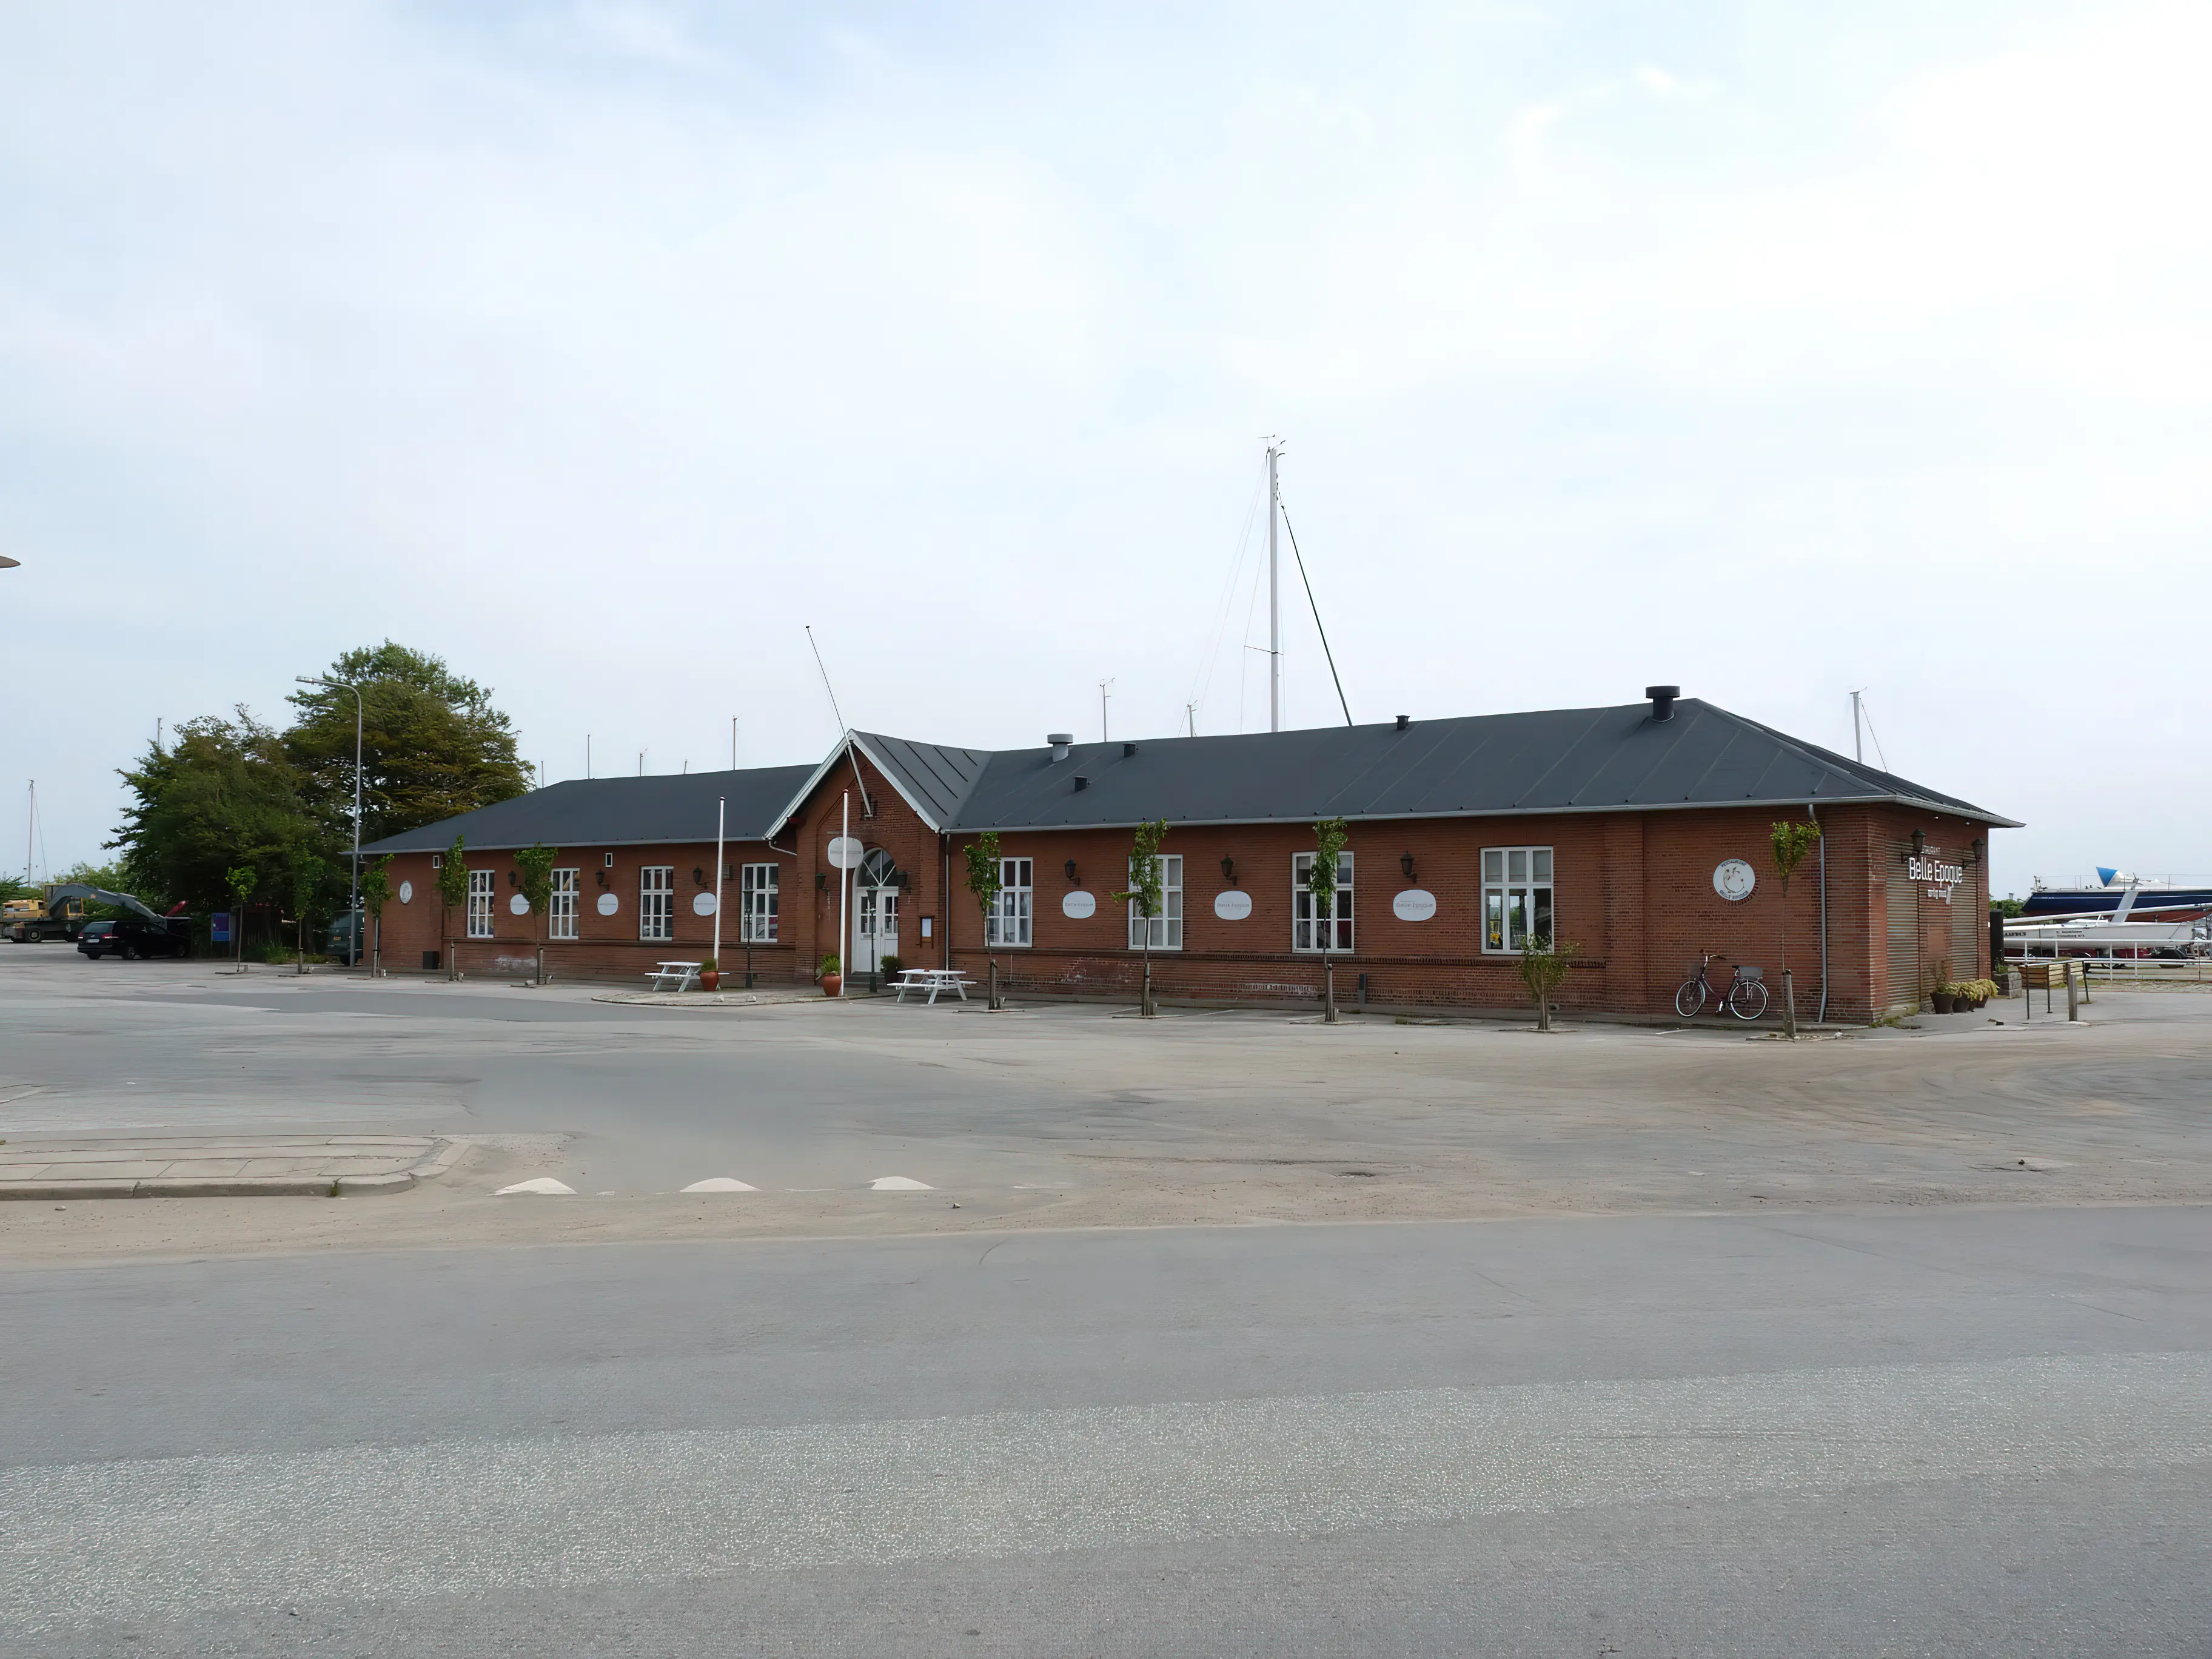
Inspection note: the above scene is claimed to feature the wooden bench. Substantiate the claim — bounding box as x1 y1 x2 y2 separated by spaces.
2019 959 2080 1020
893 968 974 1005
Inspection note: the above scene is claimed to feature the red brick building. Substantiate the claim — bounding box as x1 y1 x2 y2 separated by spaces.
360 690 2014 1021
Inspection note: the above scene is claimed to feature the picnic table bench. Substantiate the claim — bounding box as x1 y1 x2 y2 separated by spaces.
645 960 702 993
893 967 974 1005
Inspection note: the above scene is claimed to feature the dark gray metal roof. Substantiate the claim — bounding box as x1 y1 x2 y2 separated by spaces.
359 765 817 854
942 700 2017 830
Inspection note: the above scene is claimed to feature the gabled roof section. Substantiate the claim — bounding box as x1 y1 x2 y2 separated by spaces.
760 731 991 838
358 764 818 855
937 700 2018 831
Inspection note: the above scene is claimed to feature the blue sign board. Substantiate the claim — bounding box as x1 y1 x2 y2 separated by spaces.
211 911 232 945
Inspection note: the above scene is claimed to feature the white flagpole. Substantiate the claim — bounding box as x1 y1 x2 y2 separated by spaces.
837 790 850 996
712 795 725 977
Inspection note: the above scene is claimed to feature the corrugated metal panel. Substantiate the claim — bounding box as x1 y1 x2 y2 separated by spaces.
1886 860 1922 1011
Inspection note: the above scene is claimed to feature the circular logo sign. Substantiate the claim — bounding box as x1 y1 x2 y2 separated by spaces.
1213 889 1253 920
1392 888 1437 922
826 836 865 870
595 892 619 916
1061 890 1096 919
508 893 530 916
398 880 413 905
692 891 718 917
1714 859 1757 902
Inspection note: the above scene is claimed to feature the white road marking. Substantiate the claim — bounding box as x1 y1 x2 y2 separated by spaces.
681 1178 758 1193
4 1352 2206 1631
493 1178 576 1196
868 1176 933 1190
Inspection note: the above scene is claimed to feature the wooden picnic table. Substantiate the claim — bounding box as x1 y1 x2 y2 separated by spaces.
646 960 702 993
893 967 974 1005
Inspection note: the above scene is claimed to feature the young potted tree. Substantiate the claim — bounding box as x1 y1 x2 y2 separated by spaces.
1517 932 1580 1031
359 855 392 978
514 842 556 985
1768 817 1822 1037
435 835 469 980
963 831 1005 1011
224 865 256 974
1113 820 1169 1018
819 954 842 998
700 957 720 992
1307 817 1348 1024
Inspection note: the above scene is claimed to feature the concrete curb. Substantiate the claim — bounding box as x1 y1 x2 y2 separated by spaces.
0 1138 469 1202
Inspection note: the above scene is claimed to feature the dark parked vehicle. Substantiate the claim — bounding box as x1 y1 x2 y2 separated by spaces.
73 912 192 960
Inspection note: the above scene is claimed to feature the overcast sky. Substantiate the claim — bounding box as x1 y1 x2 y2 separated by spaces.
5 1 2207 897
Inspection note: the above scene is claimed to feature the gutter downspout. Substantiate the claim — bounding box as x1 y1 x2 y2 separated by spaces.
1810 802 1828 1024
942 834 952 970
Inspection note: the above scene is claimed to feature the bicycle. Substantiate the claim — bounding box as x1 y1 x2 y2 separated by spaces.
1675 953 1770 1021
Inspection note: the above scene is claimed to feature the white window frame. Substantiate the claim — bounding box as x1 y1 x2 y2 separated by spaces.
1292 851 1353 953
989 857 1033 947
740 863 779 943
466 869 495 939
1482 846 1555 953
1127 853 1183 951
638 865 674 943
549 868 578 940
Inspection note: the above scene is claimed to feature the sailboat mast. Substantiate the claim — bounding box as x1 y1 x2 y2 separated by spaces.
1267 438 1281 732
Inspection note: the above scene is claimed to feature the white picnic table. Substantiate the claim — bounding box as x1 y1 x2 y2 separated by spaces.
645 960 703 993
893 967 974 1005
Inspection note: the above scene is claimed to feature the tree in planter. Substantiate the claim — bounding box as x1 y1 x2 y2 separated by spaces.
289 850 327 973
1112 819 1170 1018
514 842 557 985
359 855 392 977
1517 933 1581 1031
1769 819 1822 1038
1306 817 1349 1024
224 865 257 972
962 831 1005 1011
435 834 469 980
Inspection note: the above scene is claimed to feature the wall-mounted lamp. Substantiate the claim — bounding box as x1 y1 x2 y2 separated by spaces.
507 870 518 888
1911 830 1926 856
1971 837 1986 863
692 867 706 886
595 869 608 889
1064 859 1078 883
815 872 827 891
1400 853 1416 880
1220 856 1236 885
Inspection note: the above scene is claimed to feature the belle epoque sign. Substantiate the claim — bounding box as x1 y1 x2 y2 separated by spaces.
1907 850 1965 903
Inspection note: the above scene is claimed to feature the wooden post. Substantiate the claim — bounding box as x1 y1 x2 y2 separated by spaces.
2066 961 2080 1022
1783 968 1797 1039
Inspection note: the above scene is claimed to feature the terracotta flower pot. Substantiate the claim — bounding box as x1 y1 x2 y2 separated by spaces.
1932 993 1956 1014
700 971 720 991
820 973 843 997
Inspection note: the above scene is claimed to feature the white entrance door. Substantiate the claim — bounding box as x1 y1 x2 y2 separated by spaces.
852 850 900 976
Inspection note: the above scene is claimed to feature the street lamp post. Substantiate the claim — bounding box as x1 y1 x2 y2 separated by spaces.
298 675 364 967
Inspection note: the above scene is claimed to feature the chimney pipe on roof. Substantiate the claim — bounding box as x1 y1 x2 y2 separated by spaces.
1645 685 1680 722
1395 714 1410 731
1048 733 1073 762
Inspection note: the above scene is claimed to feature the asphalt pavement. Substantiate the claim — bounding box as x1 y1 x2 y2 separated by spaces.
5 1202 2208 1656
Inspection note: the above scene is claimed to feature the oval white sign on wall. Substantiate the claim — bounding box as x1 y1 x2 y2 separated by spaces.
1062 890 1096 919
508 893 530 917
827 836 865 870
1213 889 1253 920
1392 888 1437 922
692 891 718 916
596 892 619 916
398 880 413 905
1714 859 1757 902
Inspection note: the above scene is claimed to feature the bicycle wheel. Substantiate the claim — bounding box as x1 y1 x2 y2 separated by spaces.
1728 978 1769 1021
1674 978 1708 1019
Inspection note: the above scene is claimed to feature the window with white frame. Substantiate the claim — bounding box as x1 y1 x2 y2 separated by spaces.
1127 854 1183 950
989 857 1033 947
1483 846 1554 952
549 868 578 940
639 865 674 942
1293 851 1354 952
740 863 779 942
466 870 495 939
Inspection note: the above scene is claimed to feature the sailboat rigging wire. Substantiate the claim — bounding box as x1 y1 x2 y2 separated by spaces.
1188 455 1270 726
1279 506 1352 728
1236 519 1269 732
805 625 872 817
1858 697 1892 773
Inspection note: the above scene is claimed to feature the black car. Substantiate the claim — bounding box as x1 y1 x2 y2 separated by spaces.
75 914 191 960
76 920 124 959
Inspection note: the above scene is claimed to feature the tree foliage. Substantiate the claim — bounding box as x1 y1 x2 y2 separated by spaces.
1112 819 1170 1017
1517 934 1581 1031
284 642 531 848
112 710 313 922
1307 818 1348 946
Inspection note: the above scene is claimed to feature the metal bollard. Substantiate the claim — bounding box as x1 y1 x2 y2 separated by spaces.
2066 962 2079 1021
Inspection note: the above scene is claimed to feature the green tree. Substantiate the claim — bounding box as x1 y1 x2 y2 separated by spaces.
224 865 257 971
963 830 1005 1010
1769 819 1823 1037
514 843 557 985
1517 934 1581 1031
288 849 328 971
1112 819 1170 1018
284 642 530 850
112 711 318 945
359 855 394 977
435 835 469 980
1307 817 1349 1024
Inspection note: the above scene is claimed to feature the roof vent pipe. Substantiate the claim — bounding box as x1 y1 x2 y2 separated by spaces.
1073 775 1089 792
1395 714 1410 731
1122 742 1138 758
1048 733 1073 762
1645 685 1680 722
